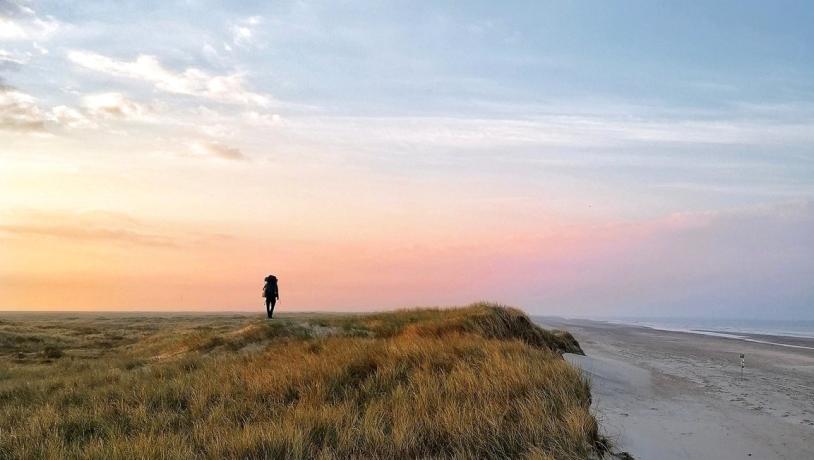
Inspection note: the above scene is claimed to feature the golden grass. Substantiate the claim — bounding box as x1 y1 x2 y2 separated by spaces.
0 303 605 459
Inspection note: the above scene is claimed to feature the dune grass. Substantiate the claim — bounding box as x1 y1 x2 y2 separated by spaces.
0 303 605 459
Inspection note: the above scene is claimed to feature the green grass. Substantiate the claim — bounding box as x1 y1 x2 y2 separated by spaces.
0 303 605 459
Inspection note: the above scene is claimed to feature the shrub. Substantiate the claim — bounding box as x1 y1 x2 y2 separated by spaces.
43 346 63 359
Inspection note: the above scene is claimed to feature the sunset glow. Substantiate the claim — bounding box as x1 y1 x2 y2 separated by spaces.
1 1 812 317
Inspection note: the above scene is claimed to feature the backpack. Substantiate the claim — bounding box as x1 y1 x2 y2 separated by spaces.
264 275 277 295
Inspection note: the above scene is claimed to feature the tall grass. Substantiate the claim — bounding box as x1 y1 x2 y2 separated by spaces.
0 303 605 459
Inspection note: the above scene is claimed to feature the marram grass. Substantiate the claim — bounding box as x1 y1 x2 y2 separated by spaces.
0 303 606 459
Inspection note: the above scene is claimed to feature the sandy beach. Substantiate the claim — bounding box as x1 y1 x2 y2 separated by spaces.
536 318 814 460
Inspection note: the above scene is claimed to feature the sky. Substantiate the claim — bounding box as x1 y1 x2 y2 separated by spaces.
1 1 813 318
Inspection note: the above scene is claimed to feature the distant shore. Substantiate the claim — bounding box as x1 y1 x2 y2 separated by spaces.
536 317 814 460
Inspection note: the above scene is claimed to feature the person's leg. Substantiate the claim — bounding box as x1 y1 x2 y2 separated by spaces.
265 298 272 318
268 298 276 318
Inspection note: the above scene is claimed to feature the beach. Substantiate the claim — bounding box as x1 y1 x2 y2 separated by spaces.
536 318 814 459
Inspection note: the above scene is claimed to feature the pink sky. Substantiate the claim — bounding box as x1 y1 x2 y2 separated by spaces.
3 188 811 318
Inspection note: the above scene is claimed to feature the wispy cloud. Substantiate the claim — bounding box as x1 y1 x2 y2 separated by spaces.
653 182 814 198
82 92 151 121
67 50 270 106
0 210 237 251
190 140 247 161
0 223 176 246
231 16 263 47
272 114 814 152
0 210 175 246
0 48 26 69
0 0 59 41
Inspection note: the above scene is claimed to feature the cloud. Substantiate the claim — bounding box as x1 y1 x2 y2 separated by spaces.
0 84 122 132
242 110 282 126
190 140 247 160
0 210 175 246
187 106 282 137
0 85 47 132
50 105 95 129
231 16 263 46
0 223 175 246
82 92 151 120
0 48 26 70
201 43 224 63
653 182 814 198
0 85 150 132
0 0 59 41
0 209 234 252
275 114 814 153
32 41 46 54
67 50 269 106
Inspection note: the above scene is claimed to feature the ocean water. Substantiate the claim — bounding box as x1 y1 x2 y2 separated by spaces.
603 317 814 340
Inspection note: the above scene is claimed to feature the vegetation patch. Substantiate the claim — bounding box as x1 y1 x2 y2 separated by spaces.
0 303 606 459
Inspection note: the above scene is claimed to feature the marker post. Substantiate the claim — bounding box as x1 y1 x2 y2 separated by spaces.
740 353 745 379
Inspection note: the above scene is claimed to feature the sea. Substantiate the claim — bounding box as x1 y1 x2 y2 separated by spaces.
597 317 814 350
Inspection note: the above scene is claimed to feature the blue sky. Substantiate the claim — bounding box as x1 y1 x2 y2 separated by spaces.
1 1 813 316
25 0 813 110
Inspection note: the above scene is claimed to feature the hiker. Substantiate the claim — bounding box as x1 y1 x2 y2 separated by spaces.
263 275 279 318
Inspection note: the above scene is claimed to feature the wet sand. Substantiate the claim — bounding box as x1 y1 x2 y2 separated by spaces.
535 318 814 460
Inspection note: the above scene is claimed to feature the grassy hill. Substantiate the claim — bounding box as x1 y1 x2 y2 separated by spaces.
0 303 607 459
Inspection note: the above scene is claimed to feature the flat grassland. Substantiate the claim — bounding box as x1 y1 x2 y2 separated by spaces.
0 304 604 459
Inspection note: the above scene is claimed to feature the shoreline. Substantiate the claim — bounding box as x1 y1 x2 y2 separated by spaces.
588 319 814 349
536 317 814 460
695 330 814 350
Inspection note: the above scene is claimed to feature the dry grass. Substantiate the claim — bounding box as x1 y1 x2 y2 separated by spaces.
0 303 605 459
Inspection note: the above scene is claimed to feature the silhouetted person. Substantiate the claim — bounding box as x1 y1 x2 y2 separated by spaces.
263 275 279 318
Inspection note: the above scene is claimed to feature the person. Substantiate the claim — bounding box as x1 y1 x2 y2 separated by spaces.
263 275 279 318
